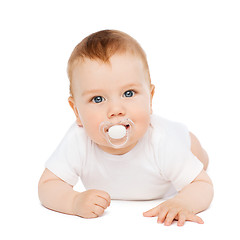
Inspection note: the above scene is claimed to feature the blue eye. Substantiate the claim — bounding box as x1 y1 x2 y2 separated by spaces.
92 96 105 103
123 90 135 98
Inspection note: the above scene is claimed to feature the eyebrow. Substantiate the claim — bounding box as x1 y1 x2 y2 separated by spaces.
81 89 103 97
81 83 141 97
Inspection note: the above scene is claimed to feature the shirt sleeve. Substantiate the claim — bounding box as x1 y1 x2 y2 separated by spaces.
159 121 203 192
45 123 86 186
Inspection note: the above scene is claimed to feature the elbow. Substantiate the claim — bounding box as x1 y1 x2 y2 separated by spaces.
38 178 45 205
202 149 209 170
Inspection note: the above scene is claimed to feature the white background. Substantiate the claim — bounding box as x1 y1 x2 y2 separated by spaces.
1 0 239 239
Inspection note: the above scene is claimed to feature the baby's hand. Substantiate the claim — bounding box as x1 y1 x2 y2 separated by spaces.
143 198 204 226
72 189 111 218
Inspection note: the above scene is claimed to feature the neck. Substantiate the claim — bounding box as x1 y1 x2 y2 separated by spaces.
97 141 138 155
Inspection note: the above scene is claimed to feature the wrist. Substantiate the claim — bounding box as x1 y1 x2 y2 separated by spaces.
71 191 82 216
171 195 195 213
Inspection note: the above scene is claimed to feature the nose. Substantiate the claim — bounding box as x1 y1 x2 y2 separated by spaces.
107 99 126 119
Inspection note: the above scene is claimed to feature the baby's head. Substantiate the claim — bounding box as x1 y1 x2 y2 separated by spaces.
67 30 152 96
67 30 155 154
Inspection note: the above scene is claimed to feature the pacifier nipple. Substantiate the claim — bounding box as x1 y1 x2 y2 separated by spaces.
108 125 127 139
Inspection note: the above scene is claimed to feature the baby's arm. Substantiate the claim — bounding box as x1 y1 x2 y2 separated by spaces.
189 132 209 170
38 169 111 218
143 132 213 226
143 170 213 226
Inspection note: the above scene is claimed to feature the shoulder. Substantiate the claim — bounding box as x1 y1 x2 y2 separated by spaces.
63 122 88 145
51 122 88 159
150 114 191 150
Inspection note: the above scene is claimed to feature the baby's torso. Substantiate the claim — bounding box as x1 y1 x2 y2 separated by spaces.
80 126 175 200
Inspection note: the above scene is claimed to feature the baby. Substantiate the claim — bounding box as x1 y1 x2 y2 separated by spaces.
38 30 213 226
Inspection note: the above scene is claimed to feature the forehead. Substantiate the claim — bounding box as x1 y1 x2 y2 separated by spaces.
71 54 148 94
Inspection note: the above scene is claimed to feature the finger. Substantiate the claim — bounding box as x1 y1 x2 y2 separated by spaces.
96 191 111 206
177 213 186 226
83 211 98 219
157 208 169 224
164 209 179 226
143 205 160 217
93 204 105 217
95 196 109 209
90 212 98 218
187 213 204 224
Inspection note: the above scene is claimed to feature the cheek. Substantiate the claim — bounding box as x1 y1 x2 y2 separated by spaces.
131 96 152 116
82 114 100 129
80 111 103 139
131 98 151 135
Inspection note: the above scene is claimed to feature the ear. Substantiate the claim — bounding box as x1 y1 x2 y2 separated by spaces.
150 84 155 114
68 96 83 127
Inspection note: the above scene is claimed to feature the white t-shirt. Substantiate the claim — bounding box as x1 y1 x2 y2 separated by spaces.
45 114 203 200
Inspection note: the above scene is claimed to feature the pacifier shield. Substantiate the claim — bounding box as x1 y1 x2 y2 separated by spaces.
99 118 134 148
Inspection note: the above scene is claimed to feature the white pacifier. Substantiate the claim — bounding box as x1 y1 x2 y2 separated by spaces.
99 119 134 148
108 125 127 139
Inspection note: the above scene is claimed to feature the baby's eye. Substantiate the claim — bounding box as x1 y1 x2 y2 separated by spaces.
92 96 105 103
123 90 135 98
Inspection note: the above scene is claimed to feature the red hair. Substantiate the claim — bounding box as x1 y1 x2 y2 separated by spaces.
67 30 151 95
